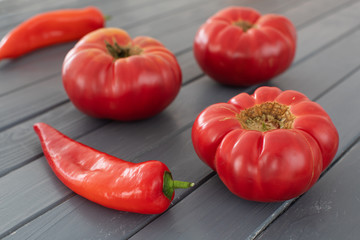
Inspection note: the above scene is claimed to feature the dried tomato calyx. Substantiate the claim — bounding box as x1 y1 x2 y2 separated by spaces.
233 20 253 32
238 102 296 132
105 40 142 59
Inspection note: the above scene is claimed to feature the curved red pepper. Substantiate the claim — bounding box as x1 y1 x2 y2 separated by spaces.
0 7 105 60
33 123 194 214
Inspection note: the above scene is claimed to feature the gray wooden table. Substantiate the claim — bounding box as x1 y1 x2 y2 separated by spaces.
1 0 360 239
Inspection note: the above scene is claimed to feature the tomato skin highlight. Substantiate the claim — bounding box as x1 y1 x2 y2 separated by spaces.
0 7 105 60
62 28 182 121
193 6 296 86
192 86 339 201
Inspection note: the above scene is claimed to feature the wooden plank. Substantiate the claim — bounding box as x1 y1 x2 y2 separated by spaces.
3 196 89 240
271 28 360 101
3 196 88 240
0 0 162 31
106 0 214 30
291 0 360 63
0 43 72 96
176 50 203 85
0 158 72 239
0 104 109 177
319 67 360 162
283 0 358 29
124 0 233 44
0 75 67 131
130 178 284 240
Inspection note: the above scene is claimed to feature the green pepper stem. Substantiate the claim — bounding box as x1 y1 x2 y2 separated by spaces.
173 180 195 189
163 171 194 201
104 15 111 21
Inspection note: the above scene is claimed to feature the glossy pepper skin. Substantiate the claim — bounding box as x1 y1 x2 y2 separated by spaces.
34 123 193 214
0 7 104 60
192 87 339 202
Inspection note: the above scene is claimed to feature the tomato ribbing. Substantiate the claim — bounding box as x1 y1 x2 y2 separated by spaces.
62 28 182 121
194 6 297 86
192 86 339 201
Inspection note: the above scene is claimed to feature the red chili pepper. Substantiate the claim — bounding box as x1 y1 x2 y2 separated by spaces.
0 7 105 60
33 123 194 214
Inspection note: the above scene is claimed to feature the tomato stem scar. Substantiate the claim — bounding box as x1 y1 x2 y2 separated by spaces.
105 40 142 59
239 102 296 132
233 20 253 32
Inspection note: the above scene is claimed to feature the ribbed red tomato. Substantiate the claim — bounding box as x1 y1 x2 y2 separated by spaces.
193 7 296 86
62 28 182 121
192 87 339 201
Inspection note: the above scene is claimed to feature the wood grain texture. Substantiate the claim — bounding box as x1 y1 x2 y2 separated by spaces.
317 67 360 162
0 104 109 177
0 158 72 238
257 140 360 240
131 177 283 240
0 43 72 96
1 0 360 239
280 0 358 29
291 0 360 63
0 75 67 131
271 28 360 100
0 0 161 32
